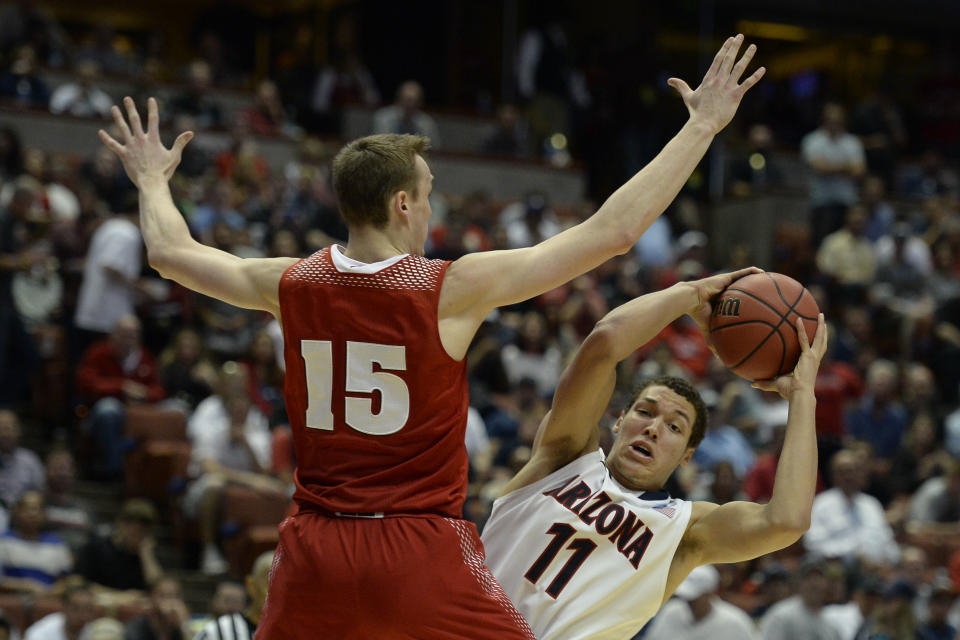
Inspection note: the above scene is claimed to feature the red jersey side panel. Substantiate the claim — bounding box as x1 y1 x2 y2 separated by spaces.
278 247 469 517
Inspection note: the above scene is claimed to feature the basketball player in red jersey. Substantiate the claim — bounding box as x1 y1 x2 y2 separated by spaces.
99 35 763 639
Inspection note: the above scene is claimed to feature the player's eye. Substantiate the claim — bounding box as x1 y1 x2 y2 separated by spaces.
670 424 680 433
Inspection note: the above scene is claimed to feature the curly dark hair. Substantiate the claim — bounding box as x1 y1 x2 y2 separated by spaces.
624 375 709 449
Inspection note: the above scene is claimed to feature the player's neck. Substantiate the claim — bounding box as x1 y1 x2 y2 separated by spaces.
342 226 415 263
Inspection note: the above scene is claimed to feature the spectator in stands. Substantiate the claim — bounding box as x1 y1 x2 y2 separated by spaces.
801 102 866 248
481 105 531 158
846 359 908 460
899 151 958 200
207 580 246 618
501 312 563 397
907 460 960 540
75 498 161 600
0 409 44 510
917 582 957 640
500 191 562 249
240 80 291 138
188 180 244 245
727 123 784 197
79 146 131 213
515 14 590 155
371 80 440 145
73 207 142 347
815 204 876 302
873 223 930 308
23 582 96 640
689 459 748 505
194 550 273 639
308 47 381 134
0 491 72 595
0 178 45 405
124 576 193 640
43 449 92 552
856 579 917 640
760 558 839 639
822 573 885 640
82 618 124 640
168 61 223 130
804 449 900 565
884 414 951 516
927 239 960 305
240 330 285 425
861 175 896 242
0 127 23 183
691 392 756 479
0 45 50 108
644 565 758 639
184 364 282 574
49 60 113 119
743 424 787 504
75 25 132 76
158 328 217 413
75 314 165 480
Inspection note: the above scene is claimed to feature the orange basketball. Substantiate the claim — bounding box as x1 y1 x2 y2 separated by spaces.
708 272 820 381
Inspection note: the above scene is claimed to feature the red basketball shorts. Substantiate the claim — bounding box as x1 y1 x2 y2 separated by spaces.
256 510 534 639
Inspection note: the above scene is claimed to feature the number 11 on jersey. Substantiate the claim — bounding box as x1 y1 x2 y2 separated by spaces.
301 340 411 436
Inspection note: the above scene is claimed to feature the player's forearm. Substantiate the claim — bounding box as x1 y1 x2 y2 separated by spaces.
137 174 195 269
589 119 714 244
592 283 698 362
764 387 817 531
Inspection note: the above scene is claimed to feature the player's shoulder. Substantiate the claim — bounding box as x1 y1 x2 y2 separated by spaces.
494 449 605 505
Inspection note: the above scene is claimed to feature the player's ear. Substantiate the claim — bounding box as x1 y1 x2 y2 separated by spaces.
612 412 624 434
678 448 696 466
394 190 410 216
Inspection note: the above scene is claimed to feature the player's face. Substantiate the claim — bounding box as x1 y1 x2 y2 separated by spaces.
606 385 696 490
408 155 434 255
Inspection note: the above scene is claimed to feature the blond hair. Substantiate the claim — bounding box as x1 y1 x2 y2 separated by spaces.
332 134 430 228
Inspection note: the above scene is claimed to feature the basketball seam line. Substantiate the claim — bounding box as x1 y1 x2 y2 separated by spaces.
726 284 806 375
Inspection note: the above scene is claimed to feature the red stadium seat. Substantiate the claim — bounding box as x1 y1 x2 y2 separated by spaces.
219 485 289 577
124 405 191 506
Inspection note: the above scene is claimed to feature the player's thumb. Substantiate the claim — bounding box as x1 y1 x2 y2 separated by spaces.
667 77 692 100
172 131 194 155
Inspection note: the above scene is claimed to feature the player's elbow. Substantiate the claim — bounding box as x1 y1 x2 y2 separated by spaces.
770 513 811 538
583 320 620 361
147 248 175 279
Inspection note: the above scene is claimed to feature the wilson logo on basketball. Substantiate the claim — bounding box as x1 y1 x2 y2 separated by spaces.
712 298 741 318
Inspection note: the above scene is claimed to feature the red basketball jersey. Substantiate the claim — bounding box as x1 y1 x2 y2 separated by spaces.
278 245 469 517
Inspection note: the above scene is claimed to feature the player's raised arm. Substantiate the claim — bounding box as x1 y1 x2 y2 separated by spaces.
99 97 295 315
672 314 828 573
442 35 764 326
502 267 761 495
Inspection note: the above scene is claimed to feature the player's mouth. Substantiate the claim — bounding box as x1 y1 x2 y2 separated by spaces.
628 442 654 462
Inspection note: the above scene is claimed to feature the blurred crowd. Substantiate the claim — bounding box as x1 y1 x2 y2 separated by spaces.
1 1 960 639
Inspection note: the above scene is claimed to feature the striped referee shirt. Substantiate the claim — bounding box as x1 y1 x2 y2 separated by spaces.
193 614 257 640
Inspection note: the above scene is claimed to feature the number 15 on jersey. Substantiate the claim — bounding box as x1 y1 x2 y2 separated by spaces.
301 340 410 436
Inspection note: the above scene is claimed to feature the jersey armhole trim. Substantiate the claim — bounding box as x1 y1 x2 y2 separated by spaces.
491 449 604 510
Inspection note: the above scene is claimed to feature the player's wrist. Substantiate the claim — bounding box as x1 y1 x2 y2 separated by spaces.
138 172 169 189
683 117 717 138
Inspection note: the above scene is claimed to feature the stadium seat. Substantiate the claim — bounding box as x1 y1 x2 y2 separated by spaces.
219 485 289 577
124 405 191 505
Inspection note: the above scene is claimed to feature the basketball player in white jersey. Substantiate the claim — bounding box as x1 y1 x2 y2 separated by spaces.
482 269 828 640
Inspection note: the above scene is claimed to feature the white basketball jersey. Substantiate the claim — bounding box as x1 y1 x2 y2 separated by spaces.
482 450 692 640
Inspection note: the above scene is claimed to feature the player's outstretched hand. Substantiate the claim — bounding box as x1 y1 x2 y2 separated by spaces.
753 313 828 399
98 97 193 188
667 34 765 135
